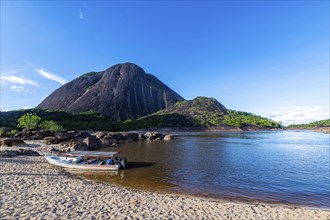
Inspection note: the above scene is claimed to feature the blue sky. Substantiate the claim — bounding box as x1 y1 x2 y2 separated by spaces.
1 1 329 125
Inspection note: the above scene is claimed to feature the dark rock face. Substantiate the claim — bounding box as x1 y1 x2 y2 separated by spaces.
38 63 184 120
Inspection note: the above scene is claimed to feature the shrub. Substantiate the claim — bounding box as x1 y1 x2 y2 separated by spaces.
8 129 18 137
0 128 5 137
40 120 64 133
17 113 41 131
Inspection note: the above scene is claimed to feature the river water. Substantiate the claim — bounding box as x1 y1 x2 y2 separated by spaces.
80 130 330 208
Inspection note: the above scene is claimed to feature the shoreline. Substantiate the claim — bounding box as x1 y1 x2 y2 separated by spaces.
79 172 330 210
1 156 329 219
286 127 330 134
1 144 329 219
134 126 284 133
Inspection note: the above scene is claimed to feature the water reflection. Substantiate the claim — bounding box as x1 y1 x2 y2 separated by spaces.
78 130 330 208
124 162 155 169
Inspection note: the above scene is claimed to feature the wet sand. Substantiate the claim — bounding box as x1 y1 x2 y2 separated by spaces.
0 144 329 219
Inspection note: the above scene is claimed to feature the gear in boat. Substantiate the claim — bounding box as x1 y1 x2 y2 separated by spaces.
44 151 127 171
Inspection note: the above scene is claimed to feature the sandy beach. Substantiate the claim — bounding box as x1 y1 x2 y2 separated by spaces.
0 144 329 219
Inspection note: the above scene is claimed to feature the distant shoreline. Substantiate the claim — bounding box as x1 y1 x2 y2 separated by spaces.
286 127 330 134
136 126 330 134
134 126 284 133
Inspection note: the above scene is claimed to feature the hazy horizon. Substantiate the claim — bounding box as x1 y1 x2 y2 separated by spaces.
1 1 329 125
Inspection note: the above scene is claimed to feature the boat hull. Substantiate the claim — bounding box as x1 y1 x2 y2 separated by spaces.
44 156 121 171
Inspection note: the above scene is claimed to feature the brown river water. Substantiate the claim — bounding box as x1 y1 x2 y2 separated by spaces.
75 131 330 208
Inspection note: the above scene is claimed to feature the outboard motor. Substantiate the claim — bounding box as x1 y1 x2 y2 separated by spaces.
119 157 127 168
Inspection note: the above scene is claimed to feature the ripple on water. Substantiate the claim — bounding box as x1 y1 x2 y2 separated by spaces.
79 130 330 208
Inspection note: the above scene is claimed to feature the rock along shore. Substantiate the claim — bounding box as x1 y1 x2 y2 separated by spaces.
0 130 174 152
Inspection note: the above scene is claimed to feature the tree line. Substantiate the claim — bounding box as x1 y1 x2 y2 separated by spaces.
287 119 330 129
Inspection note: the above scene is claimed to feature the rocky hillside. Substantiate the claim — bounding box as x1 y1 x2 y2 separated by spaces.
150 97 228 127
127 97 282 129
38 63 184 120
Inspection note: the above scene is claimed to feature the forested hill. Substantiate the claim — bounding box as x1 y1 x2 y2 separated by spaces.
0 97 282 131
286 119 330 129
134 97 282 129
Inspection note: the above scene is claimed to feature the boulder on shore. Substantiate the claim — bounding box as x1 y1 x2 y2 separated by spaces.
0 138 25 147
69 142 88 152
44 136 60 145
75 131 92 138
83 136 101 149
56 132 76 142
144 132 165 140
164 134 174 141
18 130 54 140
42 131 172 149
52 139 89 152
121 132 140 143
100 135 117 148
94 131 107 139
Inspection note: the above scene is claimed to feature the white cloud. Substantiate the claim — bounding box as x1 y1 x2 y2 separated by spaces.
1 68 26 75
35 68 67 85
79 11 84 19
221 87 229 91
264 106 329 125
1 75 39 87
10 85 25 92
9 85 35 94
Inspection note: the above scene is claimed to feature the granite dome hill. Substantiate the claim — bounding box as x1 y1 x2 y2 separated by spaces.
38 63 184 120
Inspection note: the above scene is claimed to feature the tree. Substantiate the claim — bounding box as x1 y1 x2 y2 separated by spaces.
0 128 5 137
17 113 41 131
40 120 64 133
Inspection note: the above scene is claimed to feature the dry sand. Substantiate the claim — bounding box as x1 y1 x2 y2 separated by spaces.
0 144 329 219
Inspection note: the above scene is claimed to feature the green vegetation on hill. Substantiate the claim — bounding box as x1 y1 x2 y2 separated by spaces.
155 96 227 127
123 114 200 130
0 109 119 131
129 97 282 129
223 110 282 128
287 119 330 129
79 71 100 78
147 97 281 128
0 97 282 131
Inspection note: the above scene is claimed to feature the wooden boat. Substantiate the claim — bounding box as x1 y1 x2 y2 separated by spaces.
44 151 127 171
